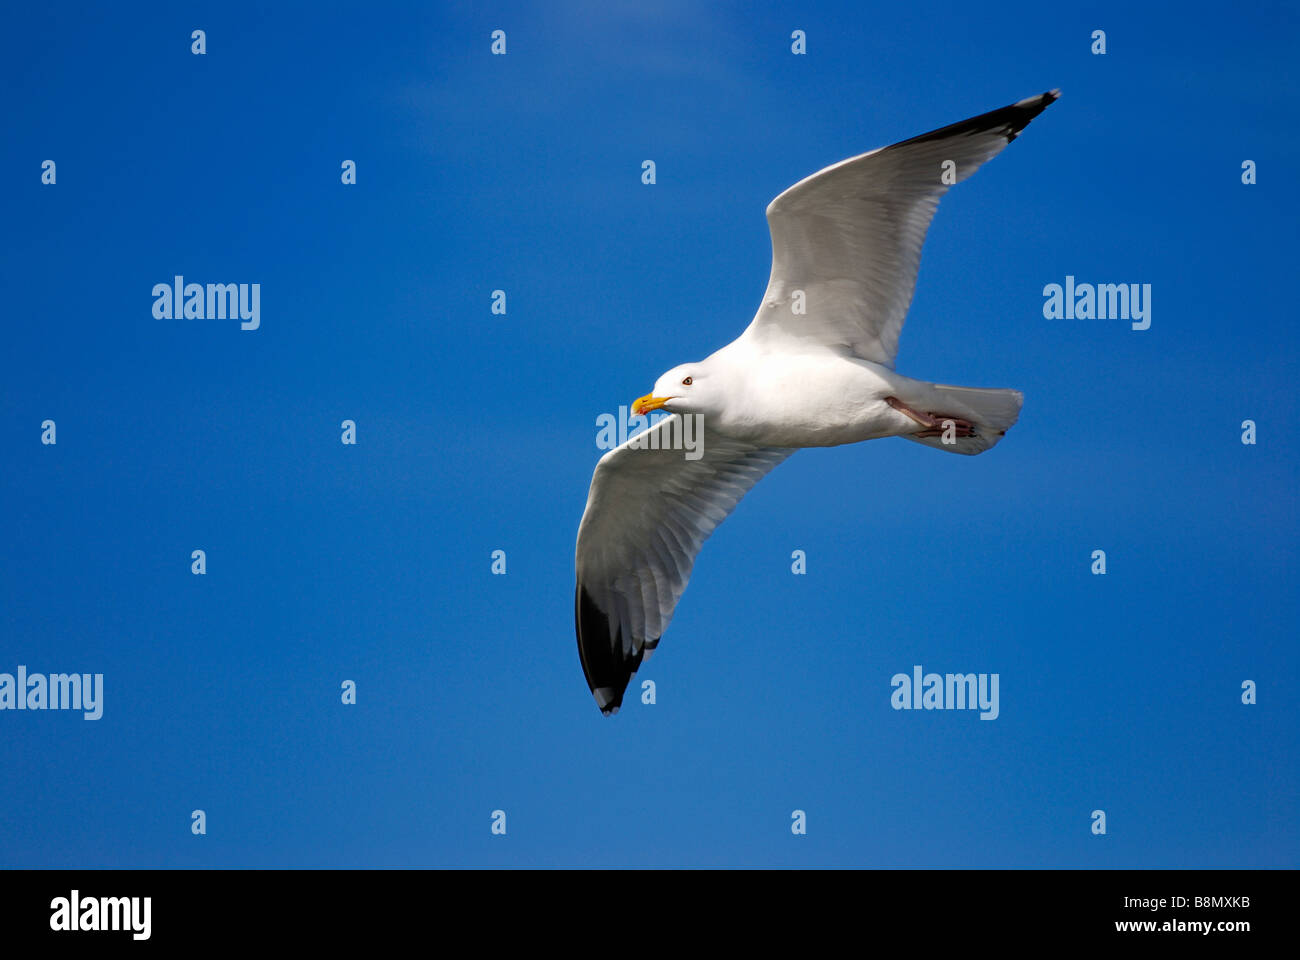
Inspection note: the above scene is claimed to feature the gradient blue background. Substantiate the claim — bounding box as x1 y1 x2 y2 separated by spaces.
2 1 1297 868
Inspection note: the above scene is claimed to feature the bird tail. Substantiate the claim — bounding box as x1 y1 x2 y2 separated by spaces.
902 384 1023 456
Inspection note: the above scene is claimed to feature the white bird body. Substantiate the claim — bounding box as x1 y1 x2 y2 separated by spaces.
677 343 916 448
575 91 1059 715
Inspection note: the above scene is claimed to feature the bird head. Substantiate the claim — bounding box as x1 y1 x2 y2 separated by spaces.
633 363 712 417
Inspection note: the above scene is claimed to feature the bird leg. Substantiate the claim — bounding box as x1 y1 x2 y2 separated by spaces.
884 396 976 438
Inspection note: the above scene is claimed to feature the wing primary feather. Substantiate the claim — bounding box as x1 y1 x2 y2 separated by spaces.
575 583 644 717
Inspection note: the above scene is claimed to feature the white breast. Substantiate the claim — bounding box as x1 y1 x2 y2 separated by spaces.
710 346 913 447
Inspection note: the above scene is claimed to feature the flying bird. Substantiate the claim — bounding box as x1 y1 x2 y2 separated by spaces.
575 91 1059 715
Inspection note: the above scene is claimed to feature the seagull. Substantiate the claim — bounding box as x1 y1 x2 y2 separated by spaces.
575 91 1058 715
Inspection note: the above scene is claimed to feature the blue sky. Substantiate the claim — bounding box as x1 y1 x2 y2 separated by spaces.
2 1 1297 867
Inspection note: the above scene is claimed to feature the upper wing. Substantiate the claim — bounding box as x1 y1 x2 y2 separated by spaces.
575 416 793 715
744 90 1059 367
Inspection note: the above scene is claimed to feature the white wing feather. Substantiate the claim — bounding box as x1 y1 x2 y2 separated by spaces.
575 416 793 714
745 90 1059 367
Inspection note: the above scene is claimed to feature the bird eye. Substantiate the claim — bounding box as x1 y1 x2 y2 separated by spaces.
682 376 693 385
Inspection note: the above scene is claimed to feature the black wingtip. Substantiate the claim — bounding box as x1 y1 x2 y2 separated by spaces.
1008 89 1061 133
1001 89 1060 140
575 583 644 717
907 88 1061 148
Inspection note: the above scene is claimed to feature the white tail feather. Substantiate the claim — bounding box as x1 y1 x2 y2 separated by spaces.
902 384 1023 456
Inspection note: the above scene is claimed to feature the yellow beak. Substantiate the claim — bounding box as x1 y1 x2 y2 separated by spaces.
632 394 673 416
